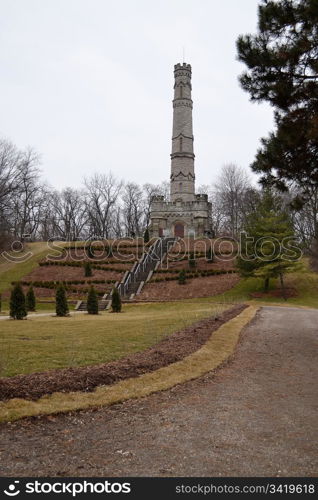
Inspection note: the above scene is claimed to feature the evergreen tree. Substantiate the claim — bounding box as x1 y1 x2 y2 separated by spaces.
87 285 99 314
237 191 302 297
10 282 27 320
144 227 150 243
207 246 214 263
26 284 36 312
55 283 69 316
111 287 122 312
84 261 93 277
87 244 95 259
178 269 187 285
188 252 196 269
236 0 318 197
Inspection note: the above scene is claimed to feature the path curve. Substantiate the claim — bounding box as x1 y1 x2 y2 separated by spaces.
0 306 317 476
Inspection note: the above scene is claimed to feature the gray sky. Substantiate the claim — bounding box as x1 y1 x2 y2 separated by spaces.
0 0 274 190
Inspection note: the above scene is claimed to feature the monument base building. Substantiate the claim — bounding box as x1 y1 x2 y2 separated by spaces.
150 194 212 238
150 63 212 238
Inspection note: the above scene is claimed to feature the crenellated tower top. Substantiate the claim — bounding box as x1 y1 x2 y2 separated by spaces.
170 62 195 203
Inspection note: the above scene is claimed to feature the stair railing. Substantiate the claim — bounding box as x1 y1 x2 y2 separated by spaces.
116 237 175 298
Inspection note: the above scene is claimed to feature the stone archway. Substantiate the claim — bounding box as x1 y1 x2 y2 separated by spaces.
174 223 184 238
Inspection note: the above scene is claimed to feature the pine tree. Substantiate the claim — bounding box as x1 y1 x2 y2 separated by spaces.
55 283 69 316
144 228 150 243
10 282 27 320
87 286 99 314
111 287 122 313
26 284 36 312
84 261 93 277
237 190 302 297
188 252 196 269
178 269 187 285
207 246 214 263
236 0 318 194
87 244 95 259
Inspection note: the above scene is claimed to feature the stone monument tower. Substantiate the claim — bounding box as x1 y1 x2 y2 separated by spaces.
150 63 212 238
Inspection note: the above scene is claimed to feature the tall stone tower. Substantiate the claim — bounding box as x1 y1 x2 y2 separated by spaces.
150 63 211 238
170 63 195 202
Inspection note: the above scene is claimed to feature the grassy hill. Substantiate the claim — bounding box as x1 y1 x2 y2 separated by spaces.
214 261 318 309
0 242 59 295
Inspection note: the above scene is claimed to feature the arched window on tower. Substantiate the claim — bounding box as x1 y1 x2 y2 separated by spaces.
179 182 182 192
179 136 183 151
180 85 183 98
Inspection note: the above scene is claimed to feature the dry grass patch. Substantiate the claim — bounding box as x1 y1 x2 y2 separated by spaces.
0 306 257 422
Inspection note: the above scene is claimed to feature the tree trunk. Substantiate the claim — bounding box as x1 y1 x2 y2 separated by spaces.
264 277 269 292
279 273 287 301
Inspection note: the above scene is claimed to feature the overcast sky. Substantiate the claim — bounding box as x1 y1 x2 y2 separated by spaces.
0 0 274 190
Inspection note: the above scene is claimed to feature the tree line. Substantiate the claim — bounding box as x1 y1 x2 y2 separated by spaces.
0 137 317 251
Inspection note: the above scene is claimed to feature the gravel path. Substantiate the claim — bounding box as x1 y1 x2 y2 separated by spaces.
0 312 85 320
0 306 317 477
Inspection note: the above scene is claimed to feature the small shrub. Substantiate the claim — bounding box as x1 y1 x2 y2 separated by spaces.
178 269 186 285
84 261 93 277
55 283 69 317
10 282 27 320
87 286 99 315
26 284 36 312
111 287 122 312
87 244 95 259
188 252 196 269
207 246 214 262
144 228 150 243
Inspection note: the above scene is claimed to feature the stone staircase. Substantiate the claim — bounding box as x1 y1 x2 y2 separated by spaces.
75 297 109 312
117 237 175 299
75 237 175 311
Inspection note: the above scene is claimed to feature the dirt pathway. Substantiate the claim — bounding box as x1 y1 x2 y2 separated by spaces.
0 306 317 477
0 311 86 321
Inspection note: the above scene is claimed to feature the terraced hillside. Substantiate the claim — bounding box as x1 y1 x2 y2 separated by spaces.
2 237 239 306
2 239 145 306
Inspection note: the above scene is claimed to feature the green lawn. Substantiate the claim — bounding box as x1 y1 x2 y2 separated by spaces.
0 300 229 378
213 262 318 309
0 241 64 294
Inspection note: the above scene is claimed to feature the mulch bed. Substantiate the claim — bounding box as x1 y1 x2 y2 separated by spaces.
138 273 240 300
250 288 298 299
0 304 246 402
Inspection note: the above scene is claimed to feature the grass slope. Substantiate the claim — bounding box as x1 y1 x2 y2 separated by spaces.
213 262 318 309
0 242 60 295
0 300 229 378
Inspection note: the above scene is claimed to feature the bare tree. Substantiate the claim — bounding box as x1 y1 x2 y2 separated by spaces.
111 205 124 238
10 148 42 239
214 164 251 237
282 186 318 250
122 182 144 237
84 172 123 239
50 188 88 241
0 139 22 212
0 139 41 247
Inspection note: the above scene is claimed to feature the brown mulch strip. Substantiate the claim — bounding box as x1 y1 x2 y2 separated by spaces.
0 304 246 402
250 287 298 299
